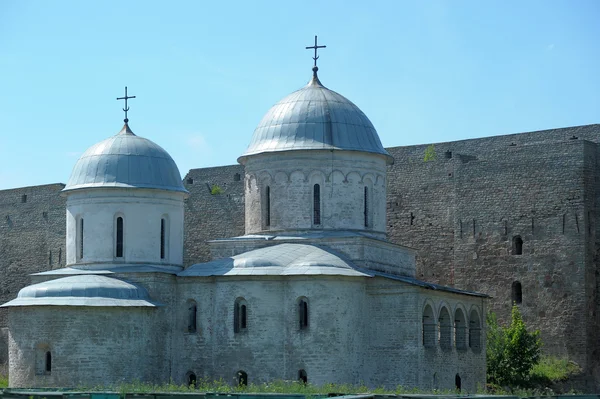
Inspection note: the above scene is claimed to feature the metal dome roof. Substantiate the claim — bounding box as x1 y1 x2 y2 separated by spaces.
239 68 393 164
63 124 187 193
0 275 159 307
179 243 369 277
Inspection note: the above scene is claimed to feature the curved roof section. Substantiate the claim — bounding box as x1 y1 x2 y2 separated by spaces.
239 68 393 164
0 275 159 307
179 243 369 277
63 124 187 193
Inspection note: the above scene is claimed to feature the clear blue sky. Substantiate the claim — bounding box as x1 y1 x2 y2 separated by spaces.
1 0 598 190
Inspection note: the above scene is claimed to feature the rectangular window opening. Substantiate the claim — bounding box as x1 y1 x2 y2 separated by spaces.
160 218 166 259
78 218 84 260
116 217 124 258
313 184 321 225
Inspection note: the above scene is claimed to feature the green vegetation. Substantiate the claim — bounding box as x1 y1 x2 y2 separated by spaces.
485 304 583 393
0 372 7 388
423 144 437 162
487 305 542 388
81 380 455 396
210 185 223 195
530 356 582 385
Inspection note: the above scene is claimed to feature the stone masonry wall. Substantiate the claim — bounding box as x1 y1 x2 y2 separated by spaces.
182 165 245 266
173 276 368 387
0 184 66 344
1 124 599 384
7 306 163 387
386 126 600 385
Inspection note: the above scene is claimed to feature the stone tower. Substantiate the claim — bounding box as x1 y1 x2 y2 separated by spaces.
238 66 394 238
62 122 188 269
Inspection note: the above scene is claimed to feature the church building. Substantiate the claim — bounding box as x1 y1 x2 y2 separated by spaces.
2 45 487 391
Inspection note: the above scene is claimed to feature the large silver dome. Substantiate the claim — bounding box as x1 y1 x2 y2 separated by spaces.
63 124 187 193
239 69 393 164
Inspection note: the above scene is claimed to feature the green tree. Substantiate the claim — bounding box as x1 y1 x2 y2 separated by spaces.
487 305 542 388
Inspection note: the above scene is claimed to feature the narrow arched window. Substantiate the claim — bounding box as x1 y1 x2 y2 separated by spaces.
187 372 197 388
116 216 124 257
438 307 452 350
298 369 307 384
241 304 247 329
234 298 248 333
265 186 271 227
160 218 166 259
512 235 523 255
512 281 522 304
78 218 84 260
469 310 481 351
237 370 248 386
364 186 369 227
187 300 197 333
45 351 52 373
454 309 467 350
455 374 461 392
422 305 435 348
299 298 309 330
313 184 321 225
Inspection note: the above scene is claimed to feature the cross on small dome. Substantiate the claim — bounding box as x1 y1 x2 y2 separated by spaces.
116 86 136 123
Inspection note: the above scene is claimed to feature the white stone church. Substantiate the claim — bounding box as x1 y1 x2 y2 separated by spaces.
2 62 487 391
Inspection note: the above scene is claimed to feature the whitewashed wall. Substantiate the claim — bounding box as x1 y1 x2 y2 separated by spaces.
65 189 185 267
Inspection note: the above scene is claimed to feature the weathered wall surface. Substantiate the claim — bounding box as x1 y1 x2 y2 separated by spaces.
0 328 7 366
173 275 485 390
1 124 599 385
7 306 165 388
0 184 66 337
242 151 388 236
182 165 245 266
364 278 486 391
172 276 368 387
386 125 600 383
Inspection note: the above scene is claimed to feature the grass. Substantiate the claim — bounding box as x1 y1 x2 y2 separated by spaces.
76 379 461 396
531 356 581 383
0 359 582 397
0 373 8 389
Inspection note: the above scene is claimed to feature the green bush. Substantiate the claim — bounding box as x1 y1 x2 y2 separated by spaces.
0 372 8 388
487 305 542 388
423 144 437 162
210 185 223 195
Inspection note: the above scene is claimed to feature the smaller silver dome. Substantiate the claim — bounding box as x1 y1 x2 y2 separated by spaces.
0 275 159 307
63 124 187 193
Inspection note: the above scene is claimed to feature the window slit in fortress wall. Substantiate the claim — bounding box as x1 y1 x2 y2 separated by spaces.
512 235 523 255
512 281 523 304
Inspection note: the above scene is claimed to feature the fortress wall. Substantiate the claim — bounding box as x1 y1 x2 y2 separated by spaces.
182 165 245 266
1 124 599 375
387 134 599 375
452 139 590 368
0 184 66 333
584 141 600 383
